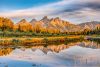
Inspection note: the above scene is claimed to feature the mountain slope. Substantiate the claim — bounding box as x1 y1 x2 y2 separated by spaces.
14 19 32 32
30 16 81 32
78 21 100 30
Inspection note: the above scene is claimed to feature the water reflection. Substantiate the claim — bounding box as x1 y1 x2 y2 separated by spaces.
78 41 100 49
0 48 13 56
0 39 100 56
31 43 77 53
0 39 100 67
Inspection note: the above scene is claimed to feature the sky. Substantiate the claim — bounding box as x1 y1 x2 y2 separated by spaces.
0 0 100 24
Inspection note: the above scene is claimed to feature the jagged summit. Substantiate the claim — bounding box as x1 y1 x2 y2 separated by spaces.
19 19 27 23
42 16 48 20
41 16 50 23
30 19 37 23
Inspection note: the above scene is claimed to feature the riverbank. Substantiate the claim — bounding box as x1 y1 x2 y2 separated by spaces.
0 36 84 46
0 35 99 46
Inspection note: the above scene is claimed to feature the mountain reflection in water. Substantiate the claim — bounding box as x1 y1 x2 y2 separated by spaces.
78 41 100 49
0 40 100 56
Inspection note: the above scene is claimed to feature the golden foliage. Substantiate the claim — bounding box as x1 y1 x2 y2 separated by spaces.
0 17 14 31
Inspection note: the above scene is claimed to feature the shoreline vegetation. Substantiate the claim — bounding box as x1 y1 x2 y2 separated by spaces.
0 35 99 47
0 36 84 46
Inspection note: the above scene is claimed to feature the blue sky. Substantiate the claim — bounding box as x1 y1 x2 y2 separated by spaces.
0 0 59 12
0 0 100 24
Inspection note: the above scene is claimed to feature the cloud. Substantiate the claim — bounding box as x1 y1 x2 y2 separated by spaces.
58 8 100 24
59 0 100 23
0 0 100 23
0 0 69 17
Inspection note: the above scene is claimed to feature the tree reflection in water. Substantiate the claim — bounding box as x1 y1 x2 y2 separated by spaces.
0 38 99 56
0 48 13 56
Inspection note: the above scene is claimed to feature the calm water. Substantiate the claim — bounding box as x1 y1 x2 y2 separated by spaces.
0 39 100 67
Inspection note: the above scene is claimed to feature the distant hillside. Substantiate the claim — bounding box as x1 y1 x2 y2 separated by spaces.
13 19 32 32
78 21 100 30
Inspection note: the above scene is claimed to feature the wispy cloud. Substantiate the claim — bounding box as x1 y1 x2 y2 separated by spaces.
0 0 69 17
0 0 100 23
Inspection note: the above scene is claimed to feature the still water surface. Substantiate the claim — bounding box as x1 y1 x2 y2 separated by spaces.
0 39 100 67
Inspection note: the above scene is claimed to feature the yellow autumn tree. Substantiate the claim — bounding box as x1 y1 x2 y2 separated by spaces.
0 17 14 31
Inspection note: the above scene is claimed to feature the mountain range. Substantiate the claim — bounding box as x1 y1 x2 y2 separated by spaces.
15 16 100 32
0 16 100 32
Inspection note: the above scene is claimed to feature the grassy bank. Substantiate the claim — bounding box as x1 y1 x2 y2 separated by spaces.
0 36 84 46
